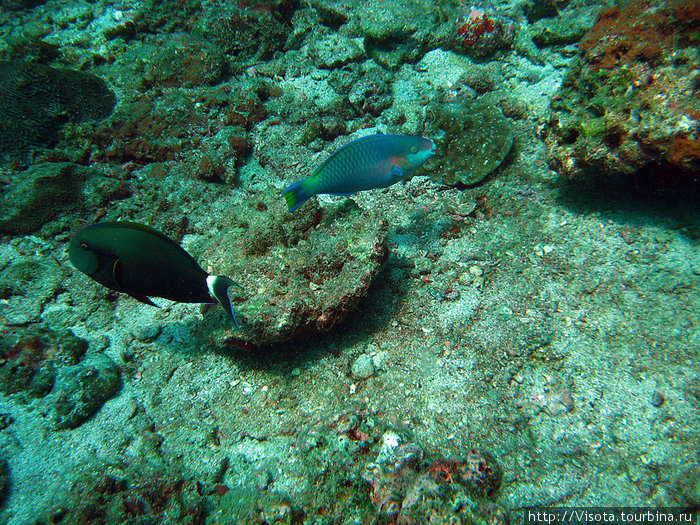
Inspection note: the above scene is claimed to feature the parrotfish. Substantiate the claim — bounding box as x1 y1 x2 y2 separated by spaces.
69 221 241 324
283 134 436 212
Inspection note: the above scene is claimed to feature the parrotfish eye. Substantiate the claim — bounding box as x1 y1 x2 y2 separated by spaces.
411 146 418 153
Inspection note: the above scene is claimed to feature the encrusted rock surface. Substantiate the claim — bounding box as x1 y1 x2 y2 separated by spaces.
0 61 115 164
0 162 88 234
426 97 514 186
0 327 119 430
199 193 389 345
544 1 700 179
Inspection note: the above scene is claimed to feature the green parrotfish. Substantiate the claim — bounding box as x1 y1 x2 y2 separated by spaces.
283 134 436 212
69 221 241 324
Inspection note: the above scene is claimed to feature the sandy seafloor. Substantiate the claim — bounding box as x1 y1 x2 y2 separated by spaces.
0 0 698 523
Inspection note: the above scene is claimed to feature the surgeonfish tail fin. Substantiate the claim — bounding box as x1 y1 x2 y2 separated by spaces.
282 180 312 213
206 275 242 327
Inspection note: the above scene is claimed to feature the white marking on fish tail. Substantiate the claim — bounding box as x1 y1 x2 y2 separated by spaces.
206 275 216 297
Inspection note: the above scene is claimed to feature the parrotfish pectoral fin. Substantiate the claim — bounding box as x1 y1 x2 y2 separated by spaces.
282 180 313 213
206 275 242 326
390 165 405 178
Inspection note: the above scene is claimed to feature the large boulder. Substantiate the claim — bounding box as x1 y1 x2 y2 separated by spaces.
544 1 700 179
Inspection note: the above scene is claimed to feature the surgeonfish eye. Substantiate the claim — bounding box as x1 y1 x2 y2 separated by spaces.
80 241 89 250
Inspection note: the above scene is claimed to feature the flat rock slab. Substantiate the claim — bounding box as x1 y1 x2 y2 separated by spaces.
199 193 388 346
426 98 514 186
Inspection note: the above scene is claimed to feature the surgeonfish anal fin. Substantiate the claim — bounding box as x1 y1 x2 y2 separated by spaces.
129 294 159 307
206 275 242 327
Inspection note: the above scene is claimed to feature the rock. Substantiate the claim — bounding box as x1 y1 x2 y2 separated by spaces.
544 1 700 179
0 326 114 429
42 470 207 524
44 353 121 430
425 98 513 186
203 191 389 346
356 0 424 41
202 9 290 73
99 77 268 164
454 5 515 59
0 0 47 9
0 61 115 164
308 0 432 39
130 324 163 343
308 33 364 69
351 354 375 379
372 351 388 372
530 7 599 47
0 257 63 324
650 391 665 407
307 0 441 68
0 162 88 234
138 34 227 89
0 328 90 400
522 0 572 22
348 68 393 117
362 437 506 523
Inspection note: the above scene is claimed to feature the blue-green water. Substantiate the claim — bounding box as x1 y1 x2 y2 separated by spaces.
0 0 698 523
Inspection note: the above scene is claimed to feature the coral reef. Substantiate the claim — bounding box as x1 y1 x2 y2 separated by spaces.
425 97 514 186
544 0 700 179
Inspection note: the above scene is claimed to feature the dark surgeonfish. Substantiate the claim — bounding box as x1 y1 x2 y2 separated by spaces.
69 221 240 324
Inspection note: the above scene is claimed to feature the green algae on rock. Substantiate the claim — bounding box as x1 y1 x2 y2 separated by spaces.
425 98 513 186
199 193 388 346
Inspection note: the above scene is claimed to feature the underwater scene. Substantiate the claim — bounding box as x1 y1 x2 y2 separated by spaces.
0 0 698 522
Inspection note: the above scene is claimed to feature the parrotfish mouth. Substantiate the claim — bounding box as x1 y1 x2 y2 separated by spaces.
428 141 437 156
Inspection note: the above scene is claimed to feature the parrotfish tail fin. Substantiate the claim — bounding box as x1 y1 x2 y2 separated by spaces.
206 275 242 327
282 180 313 213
